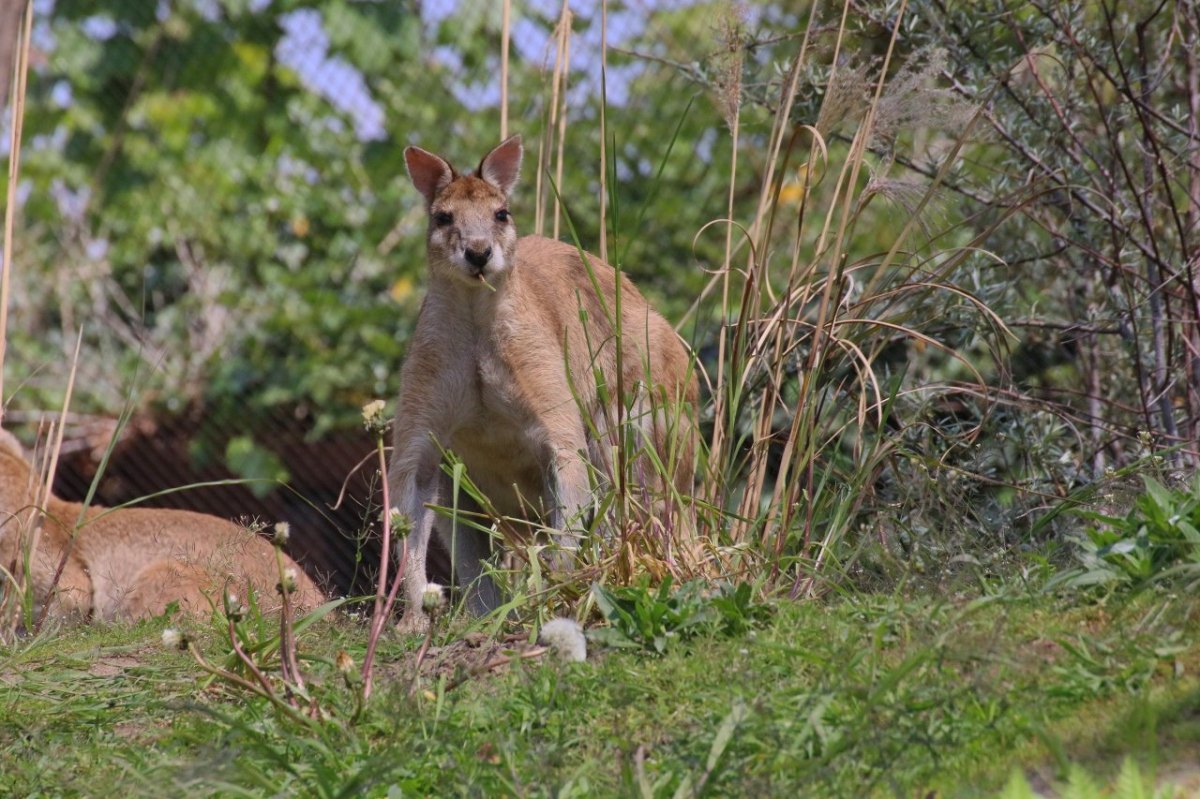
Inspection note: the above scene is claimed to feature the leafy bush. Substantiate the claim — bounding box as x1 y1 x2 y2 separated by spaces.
1062 475 1200 590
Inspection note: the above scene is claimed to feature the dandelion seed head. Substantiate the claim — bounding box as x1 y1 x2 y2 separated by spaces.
361 399 389 433
277 568 298 594
538 618 587 663
385 506 407 532
421 583 446 613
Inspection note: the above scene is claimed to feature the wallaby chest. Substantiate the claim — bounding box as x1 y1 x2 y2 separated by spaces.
442 306 551 510
471 332 526 422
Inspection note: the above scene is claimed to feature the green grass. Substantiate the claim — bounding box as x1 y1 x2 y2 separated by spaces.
3 580 1198 798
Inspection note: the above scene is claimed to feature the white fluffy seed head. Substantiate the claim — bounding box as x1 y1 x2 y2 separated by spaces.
421 583 446 613
277 567 298 594
538 618 587 663
362 399 388 433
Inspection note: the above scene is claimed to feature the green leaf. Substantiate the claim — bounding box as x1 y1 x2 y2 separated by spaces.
225 435 289 498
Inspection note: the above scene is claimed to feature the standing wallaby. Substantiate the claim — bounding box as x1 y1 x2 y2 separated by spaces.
388 135 698 632
0 428 325 622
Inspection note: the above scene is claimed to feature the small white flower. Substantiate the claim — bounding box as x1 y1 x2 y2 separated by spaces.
538 618 587 663
161 628 184 650
272 521 290 546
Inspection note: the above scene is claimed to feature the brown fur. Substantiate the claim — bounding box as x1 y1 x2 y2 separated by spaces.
388 136 698 631
0 429 324 623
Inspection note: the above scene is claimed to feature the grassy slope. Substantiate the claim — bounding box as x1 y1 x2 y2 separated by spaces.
1 585 1198 798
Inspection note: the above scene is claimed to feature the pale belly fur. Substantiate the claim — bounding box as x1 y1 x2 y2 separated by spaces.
448 345 554 521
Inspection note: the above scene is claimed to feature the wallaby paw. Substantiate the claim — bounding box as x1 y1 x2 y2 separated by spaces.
395 611 430 635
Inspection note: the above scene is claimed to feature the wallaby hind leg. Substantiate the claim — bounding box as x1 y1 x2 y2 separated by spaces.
434 478 501 616
118 560 214 621
34 553 94 622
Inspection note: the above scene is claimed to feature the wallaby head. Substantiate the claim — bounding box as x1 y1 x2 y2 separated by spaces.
403 135 523 287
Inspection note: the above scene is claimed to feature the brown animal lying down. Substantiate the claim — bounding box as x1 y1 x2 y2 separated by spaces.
0 429 324 622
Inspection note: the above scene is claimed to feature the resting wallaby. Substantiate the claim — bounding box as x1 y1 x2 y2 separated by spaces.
0 429 324 622
388 135 698 632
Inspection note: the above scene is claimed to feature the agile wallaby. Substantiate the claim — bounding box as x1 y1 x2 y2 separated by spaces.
0 429 324 622
388 135 698 632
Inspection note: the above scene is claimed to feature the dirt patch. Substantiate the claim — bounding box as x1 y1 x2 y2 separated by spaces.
1157 765 1200 795
88 656 143 678
379 632 553 691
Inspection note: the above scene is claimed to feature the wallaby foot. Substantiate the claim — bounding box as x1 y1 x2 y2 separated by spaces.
395 610 430 635
543 542 578 576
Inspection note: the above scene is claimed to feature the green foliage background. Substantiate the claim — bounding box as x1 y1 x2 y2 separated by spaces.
6 0 746 437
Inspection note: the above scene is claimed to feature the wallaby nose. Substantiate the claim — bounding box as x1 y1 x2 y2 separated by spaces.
465 247 492 269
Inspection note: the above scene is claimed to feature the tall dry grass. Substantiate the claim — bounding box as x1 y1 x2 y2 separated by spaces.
443 0 1019 623
1 0 33 420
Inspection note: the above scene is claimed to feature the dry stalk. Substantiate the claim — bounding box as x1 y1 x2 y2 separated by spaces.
538 4 568 238
708 3 746 506
593 0 630 536
552 2 572 240
273 546 306 694
500 0 511 140
780 1 909 595
360 429 407 703
1 0 32 422
30 328 83 633
725 1 822 544
597 0 609 266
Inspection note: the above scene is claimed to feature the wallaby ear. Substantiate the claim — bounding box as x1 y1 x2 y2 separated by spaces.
478 135 523 197
405 146 456 206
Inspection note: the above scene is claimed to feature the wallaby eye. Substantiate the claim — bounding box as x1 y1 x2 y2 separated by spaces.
494 209 510 223
433 211 453 227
